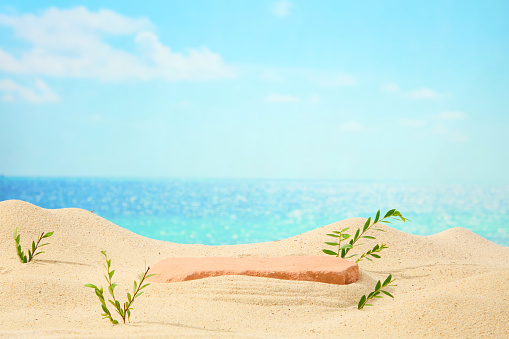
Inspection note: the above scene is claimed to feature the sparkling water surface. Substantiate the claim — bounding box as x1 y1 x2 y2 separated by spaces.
1 177 508 247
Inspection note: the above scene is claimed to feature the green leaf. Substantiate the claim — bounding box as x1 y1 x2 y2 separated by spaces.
146 274 156 278
339 244 353 250
374 210 380 223
107 259 111 268
101 304 110 315
109 270 115 279
354 229 360 241
365 304 374 307
32 241 36 253
84 284 97 289
127 293 132 303
326 234 340 237
383 274 392 286
42 231 54 238
375 280 381 291
134 291 144 299
381 290 394 298
358 295 366 309
126 309 131 322
384 209 395 218
133 281 137 292
322 249 338 256
108 286 114 297
340 227 350 233
108 299 116 308
16 234 21 244
39 243 50 247
112 319 119 324
33 251 45 257
140 283 150 290
370 253 381 258
373 228 386 232
325 242 339 246
101 250 107 256
332 231 341 234
362 218 371 232
95 289 104 299
361 236 376 239
341 234 351 239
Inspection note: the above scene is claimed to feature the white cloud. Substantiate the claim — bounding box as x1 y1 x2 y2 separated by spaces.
272 1 292 17
260 71 285 83
316 74 357 87
89 114 103 122
433 125 468 142
0 7 234 81
381 83 400 92
407 88 441 99
1 93 15 102
439 111 466 120
338 122 366 132
265 94 299 103
400 118 425 127
0 78 59 103
309 94 321 104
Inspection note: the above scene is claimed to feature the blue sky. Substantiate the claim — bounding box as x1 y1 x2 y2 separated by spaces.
0 0 508 183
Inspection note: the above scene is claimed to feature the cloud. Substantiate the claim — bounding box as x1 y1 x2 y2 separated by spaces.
439 111 466 120
0 7 234 81
260 71 285 83
433 125 468 142
0 78 59 103
338 122 366 132
272 1 292 17
400 118 425 127
89 114 103 122
407 88 441 99
381 83 400 92
309 94 321 104
265 94 299 103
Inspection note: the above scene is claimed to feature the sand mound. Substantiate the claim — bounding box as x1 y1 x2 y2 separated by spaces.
1 199 508 338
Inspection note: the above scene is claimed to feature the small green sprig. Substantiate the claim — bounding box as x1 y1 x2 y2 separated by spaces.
85 251 155 324
13 227 53 263
358 274 396 310
323 209 408 263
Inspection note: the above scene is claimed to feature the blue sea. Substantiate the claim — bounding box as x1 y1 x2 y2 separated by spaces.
1 177 508 247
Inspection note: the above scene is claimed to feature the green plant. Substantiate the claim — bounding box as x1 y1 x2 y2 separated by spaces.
322 209 408 263
85 251 155 324
13 227 53 263
358 274 396 309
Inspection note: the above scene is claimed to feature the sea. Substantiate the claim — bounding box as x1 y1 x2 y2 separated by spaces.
1 177 508 247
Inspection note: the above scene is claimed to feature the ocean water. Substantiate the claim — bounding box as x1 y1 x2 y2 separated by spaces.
1 177 508 247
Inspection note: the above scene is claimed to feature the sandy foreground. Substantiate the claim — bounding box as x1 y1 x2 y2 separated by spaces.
1 200 508 338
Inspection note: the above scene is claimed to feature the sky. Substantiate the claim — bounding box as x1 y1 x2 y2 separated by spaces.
0 0 508 183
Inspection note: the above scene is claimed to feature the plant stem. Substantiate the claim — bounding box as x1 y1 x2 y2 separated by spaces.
28 232 44 262
122 266 151 323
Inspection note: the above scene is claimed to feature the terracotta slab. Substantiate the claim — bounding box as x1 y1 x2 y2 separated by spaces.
147 256 359 285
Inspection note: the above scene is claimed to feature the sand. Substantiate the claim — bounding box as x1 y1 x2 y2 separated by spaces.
1 199 508 338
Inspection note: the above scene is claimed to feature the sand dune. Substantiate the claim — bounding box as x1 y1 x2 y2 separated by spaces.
1 199 508 338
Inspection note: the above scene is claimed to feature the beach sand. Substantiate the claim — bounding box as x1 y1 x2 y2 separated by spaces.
1 199 508 338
